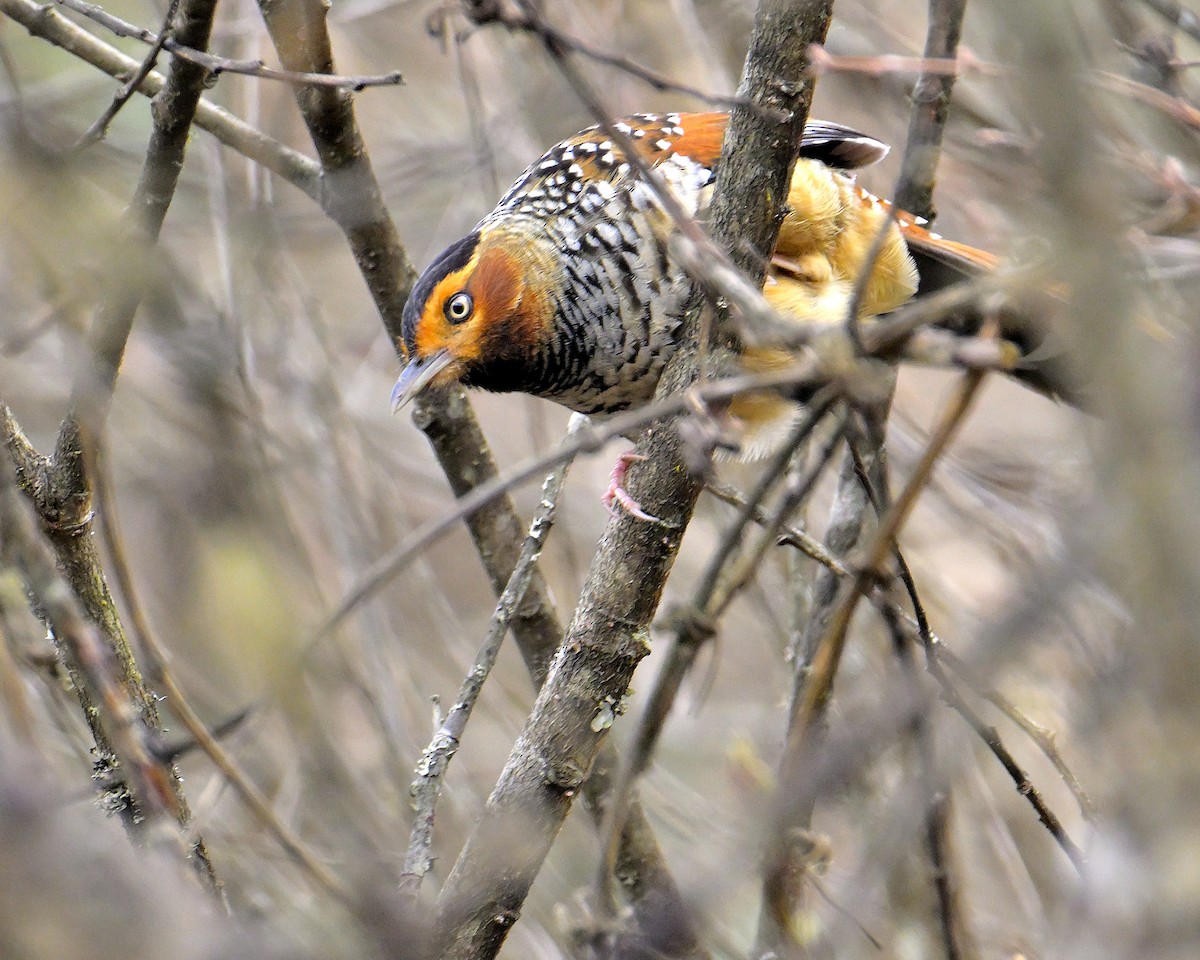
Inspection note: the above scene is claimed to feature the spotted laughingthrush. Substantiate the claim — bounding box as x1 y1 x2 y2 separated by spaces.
391 111 998 514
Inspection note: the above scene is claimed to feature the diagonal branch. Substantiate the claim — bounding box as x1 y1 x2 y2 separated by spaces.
402 443 574 899
2 0 223 882
253 0 697 936
0 0 323 198
433 3 836 958
74 0 181 149
56 0 405 89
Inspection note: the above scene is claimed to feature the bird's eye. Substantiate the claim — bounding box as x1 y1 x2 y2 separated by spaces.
444 292 474 323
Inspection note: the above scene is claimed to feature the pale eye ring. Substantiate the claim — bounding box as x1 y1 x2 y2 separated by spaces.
444 292 474 323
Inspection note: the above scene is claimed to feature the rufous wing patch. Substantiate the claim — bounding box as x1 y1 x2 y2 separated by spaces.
662 112 730 167
899 224 1000 274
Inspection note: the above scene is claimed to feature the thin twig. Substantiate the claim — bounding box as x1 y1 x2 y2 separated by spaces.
857 432 973 960
707 480 849 575
1095 70 1200 132
401 442 574 898
55 0 405 88
806 43 1001 79
82 432 350 902
717 469 1093 865
442 1 755 113
933 643 1097 820
921 629 1086 869
0 0 323 200
879 536 1087 871
879 598 967 960
74 0 181 149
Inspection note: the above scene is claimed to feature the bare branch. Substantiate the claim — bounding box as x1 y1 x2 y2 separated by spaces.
433 3 836 957
0 459 184 839
74 0 181 148
84 437 350 902
0 0 323 198
56 0 405 88
401 442 573 898
437 3 751 113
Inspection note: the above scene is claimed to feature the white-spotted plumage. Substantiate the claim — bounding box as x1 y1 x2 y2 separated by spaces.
395 112 999 458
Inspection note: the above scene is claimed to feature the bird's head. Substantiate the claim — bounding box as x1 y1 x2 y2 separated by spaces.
391 226 558 411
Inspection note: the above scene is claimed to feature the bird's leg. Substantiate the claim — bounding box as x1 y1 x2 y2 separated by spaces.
603 452 661 523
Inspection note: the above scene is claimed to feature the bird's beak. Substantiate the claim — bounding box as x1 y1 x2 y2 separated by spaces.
390 349 454 413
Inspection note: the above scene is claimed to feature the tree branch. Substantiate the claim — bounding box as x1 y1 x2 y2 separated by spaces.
2 0 223 884
0 0 322 197
433 2 836 957
253 0 699 937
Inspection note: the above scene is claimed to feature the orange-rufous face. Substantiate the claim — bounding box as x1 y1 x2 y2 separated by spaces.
391 229 557 411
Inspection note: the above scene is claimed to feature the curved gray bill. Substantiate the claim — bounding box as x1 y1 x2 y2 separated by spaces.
390 349 453 413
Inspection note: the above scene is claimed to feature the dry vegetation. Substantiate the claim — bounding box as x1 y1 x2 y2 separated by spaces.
1 0 1199 958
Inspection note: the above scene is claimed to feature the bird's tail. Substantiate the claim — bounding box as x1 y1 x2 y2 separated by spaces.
894 212 1080 405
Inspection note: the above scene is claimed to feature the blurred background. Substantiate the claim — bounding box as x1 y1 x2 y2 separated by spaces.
2 0 1198 958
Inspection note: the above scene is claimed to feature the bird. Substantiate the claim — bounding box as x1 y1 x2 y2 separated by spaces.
391 111 999 513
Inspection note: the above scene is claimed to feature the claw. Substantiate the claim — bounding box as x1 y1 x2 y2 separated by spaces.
602 452 661 523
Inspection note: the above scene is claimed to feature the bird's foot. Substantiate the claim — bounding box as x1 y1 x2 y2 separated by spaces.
602 452 661 523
